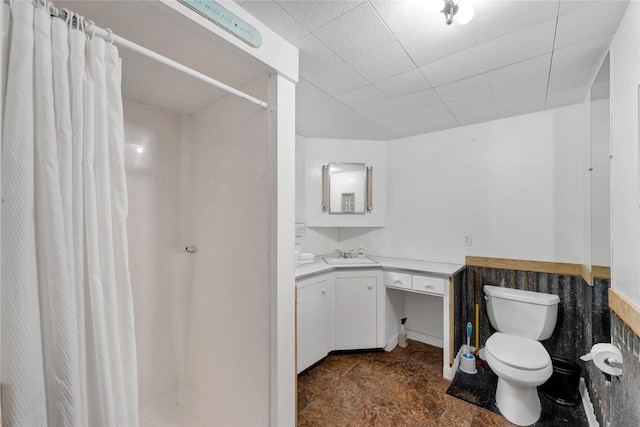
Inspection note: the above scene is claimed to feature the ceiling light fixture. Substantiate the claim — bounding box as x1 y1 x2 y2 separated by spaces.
424 0 475 25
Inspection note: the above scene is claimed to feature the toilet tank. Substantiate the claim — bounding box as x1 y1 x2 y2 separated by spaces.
483 285 560 340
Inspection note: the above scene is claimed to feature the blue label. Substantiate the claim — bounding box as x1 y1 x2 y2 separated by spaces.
179 0 262 48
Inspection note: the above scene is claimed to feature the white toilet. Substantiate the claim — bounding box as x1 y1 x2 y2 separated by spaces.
483 285 560 426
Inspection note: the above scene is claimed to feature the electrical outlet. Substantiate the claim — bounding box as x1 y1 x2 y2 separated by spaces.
463 234 472 246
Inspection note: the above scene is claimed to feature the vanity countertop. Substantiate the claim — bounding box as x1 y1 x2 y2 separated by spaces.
295 256 465 280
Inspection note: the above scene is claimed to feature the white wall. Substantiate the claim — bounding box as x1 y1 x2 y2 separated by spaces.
124 99 182 414
337 104 586 265
272 74 296 427
610 1 640 305
591 97 612 267
184 77 271 425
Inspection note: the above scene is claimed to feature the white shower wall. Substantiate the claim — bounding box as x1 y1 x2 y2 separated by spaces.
124 99 183 417
183 77 271 425
124 76 272 425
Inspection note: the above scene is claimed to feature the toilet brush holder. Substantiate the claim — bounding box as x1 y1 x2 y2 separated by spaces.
460 353 477 374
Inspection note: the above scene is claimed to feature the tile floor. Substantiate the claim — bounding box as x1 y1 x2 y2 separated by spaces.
297 341 514 426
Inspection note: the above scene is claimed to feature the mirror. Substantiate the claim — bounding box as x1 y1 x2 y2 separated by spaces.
590 53 611 276
322 162 372 214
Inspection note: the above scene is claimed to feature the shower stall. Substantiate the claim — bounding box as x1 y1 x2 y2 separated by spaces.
0 0 297 425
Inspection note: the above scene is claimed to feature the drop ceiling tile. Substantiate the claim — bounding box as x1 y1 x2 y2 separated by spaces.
434 74 492 103
495 95 546 119
370 0 442 39
555 1 629 49
479 19 556 72
486 54 552 89
275 0 364 32
559 1 598 15
313 2 396 61
298 98 353 121
376 114 418 131
455 105 500 127
314 61 370 96
296 78 332 109
392 89 444 114
550 34 612 76
348 41 416 83
297 35 369 96
470 0 560 44
410 103 455 124
446 92 495 115
545 85 589 109
492 77 548 105
337 85 388 110
297 113 324 129
326 111 371 129
297 34 345 76
241 1 309 42
421 115 460 133
384 124 428 141
419 47 486 87
399 19 478 67
547 65 595 93
374 69 432 99
327 120 388 140
354 102 407 123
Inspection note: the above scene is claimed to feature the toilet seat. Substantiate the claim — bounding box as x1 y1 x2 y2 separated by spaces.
486 332 551 371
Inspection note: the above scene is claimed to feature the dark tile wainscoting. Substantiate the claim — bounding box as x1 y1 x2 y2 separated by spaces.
454 266 619 426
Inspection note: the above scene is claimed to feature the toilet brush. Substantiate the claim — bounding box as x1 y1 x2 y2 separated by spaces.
460 321 477 374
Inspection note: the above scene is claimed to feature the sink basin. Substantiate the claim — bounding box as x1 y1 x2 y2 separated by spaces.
323 256 378 265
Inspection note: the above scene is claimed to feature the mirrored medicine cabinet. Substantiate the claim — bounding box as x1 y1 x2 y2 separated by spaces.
322 162 373 214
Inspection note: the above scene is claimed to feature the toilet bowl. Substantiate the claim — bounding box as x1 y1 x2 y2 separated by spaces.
485 333 553 426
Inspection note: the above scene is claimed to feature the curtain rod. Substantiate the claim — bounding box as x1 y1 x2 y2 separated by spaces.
47 2 268 110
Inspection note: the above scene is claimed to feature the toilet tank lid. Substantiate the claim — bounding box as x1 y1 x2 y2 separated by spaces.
484 285 560 306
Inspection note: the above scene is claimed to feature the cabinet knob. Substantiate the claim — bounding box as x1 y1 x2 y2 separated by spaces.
425 283 432 288
367 284 373 290
321 289 326 295
394 279 402 285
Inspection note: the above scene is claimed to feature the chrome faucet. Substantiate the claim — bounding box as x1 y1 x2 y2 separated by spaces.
335 249 354 259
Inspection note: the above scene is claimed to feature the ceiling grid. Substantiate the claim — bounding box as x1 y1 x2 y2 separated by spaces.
236 0 629 140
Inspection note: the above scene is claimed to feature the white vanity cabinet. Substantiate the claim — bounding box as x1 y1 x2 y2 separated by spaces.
295 259 463 379
296 269 385 371
296 276 334 373
334 270 385 350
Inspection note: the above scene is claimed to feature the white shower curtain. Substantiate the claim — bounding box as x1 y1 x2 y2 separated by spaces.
1 1 138 425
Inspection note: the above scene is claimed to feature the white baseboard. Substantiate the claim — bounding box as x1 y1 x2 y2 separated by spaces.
444 345 481 380
444 346 462 380
580 377 600 427
407 330 443 348
385 333 399 352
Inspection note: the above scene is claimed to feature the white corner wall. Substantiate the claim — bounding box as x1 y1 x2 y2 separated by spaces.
610 0 640 305
124 100 182 415
184 77 271 425
337 104 587 265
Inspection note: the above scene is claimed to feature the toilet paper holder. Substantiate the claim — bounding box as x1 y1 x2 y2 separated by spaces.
603 357 623 370
581 343 623 376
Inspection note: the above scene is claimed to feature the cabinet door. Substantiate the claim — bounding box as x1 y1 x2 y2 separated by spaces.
335 277 377 350
297 279 330 373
